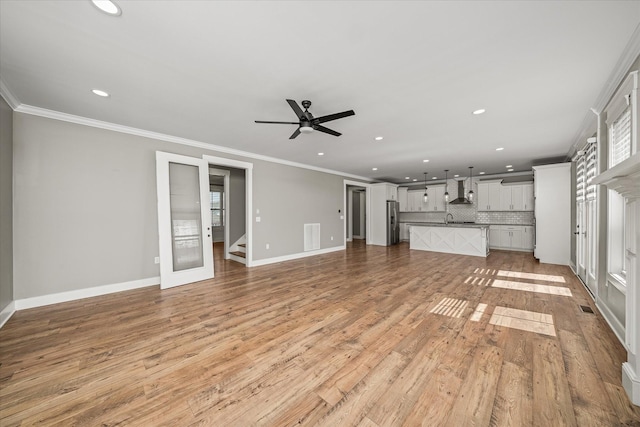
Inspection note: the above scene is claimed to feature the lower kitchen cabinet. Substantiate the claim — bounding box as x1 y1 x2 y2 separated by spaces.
489 225 534 251
400 223 410 241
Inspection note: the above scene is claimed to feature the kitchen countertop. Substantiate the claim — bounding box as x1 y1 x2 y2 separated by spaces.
403 222 489 229
399 221 534 227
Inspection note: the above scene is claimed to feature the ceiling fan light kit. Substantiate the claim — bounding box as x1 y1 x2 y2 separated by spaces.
255 99 355 139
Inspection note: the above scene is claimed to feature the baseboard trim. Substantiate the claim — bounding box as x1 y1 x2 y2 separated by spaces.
14 277 160 311
0 301 16 329
622 362 640 406
596 299 627 350
251 246 346 267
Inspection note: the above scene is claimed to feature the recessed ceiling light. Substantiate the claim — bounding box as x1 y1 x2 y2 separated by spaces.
405 176 410 180
423 159 429 163
372 167 378 171
508 168 514 172
454 174 459 178
432 177 437 180
496 147 504 151
375 136 383 141
91 0 121 16
506 165 512 168
317 152 324 156
91 89 110 97
413 179 418 182
479 172 485 175
472 109 486 115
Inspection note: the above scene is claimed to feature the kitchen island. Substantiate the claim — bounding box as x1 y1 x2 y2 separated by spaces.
408 223 490 257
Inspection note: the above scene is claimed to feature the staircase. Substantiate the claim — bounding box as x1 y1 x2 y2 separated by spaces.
229 237 247 265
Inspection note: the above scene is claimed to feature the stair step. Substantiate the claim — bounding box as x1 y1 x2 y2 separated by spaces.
230 251 246 258
238 243 246 248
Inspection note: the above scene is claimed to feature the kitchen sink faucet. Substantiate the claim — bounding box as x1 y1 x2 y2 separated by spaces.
445 213 454 224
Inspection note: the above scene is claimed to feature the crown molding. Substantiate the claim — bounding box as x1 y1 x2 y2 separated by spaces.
0 79 20 109
13 104 374 183
567 23 640 159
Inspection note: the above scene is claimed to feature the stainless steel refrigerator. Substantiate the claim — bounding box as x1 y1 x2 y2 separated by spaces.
386 200 400 246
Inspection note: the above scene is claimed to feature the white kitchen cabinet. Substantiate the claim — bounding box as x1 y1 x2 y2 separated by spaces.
523 225 534 250
426 186 446 211
534 163 571 265
369 183 399 246
523 183 534 211
400 223 410 241
398 187 408 212
500 185 524 210
490 225 531 251
489 225 501 249
499 183 534 211
385 184 398 201
477 181 502 211
408 190 426 212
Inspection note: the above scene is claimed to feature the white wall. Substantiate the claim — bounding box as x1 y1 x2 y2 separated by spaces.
0 97 13 315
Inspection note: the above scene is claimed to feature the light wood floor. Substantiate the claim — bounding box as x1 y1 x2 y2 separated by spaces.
2 241 639 426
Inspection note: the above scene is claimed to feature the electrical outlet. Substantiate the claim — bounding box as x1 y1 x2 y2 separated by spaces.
256 216 261 222
266 243 270 249
340 215 344 220
331 236 334 241
154 257 160 264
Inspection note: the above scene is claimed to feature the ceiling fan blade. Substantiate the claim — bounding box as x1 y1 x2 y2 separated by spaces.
255 120 299 124
286 99 305 120
289 127 301 139
314 110 355 124
315 125 341 137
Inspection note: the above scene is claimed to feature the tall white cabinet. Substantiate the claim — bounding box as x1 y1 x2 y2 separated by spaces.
533 163 571 265
369 183 398 246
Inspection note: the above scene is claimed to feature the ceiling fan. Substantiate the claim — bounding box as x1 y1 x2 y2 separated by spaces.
255 99 355 139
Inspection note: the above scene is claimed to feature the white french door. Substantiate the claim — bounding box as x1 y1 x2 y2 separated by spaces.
156 151 214 289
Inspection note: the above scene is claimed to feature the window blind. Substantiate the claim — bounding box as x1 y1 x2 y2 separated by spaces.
609 107 631 167
585 141 597 201
576 155 586 203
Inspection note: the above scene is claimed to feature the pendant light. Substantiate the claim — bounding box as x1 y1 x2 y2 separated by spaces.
444 169 449 202
467 166 474 202
423 172 428 203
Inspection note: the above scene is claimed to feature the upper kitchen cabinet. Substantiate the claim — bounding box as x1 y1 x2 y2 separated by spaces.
476 181 502 211
426 186 446 211
398 187 408 211
522 183 534 211
500 184 524 210
384 183 398 201
407 190 426 211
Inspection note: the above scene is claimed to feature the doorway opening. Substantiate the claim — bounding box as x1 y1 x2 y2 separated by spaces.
203 155 253 267
344 180 371 245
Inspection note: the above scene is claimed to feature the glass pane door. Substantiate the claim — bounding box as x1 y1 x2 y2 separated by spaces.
156 152 214 289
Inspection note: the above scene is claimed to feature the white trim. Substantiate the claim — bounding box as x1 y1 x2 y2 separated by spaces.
156 152 214 289
622 362 640 406
0 301 16 329
596 299 627 350
14 277 159 311
208 167 231 259
0 79 19 109
13 104 374 183
203 155 254 266
568 24 640 158
250 245 345 267
343 180 371 246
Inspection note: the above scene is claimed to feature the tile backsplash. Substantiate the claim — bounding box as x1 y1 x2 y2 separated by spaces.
399 204 534 225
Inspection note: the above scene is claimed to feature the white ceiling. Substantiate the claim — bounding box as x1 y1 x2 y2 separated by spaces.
1 1 639 183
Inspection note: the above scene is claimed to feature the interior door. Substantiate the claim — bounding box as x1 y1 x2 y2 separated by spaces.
576 202 587 282
156 151 214 289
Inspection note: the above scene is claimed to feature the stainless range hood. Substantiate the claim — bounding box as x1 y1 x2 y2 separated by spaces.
449 180 472 204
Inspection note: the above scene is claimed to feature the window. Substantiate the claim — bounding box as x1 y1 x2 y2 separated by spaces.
603 71 637 286
609 107 631 167
210 186 224 227
605 71 637 168
608 189 626 284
